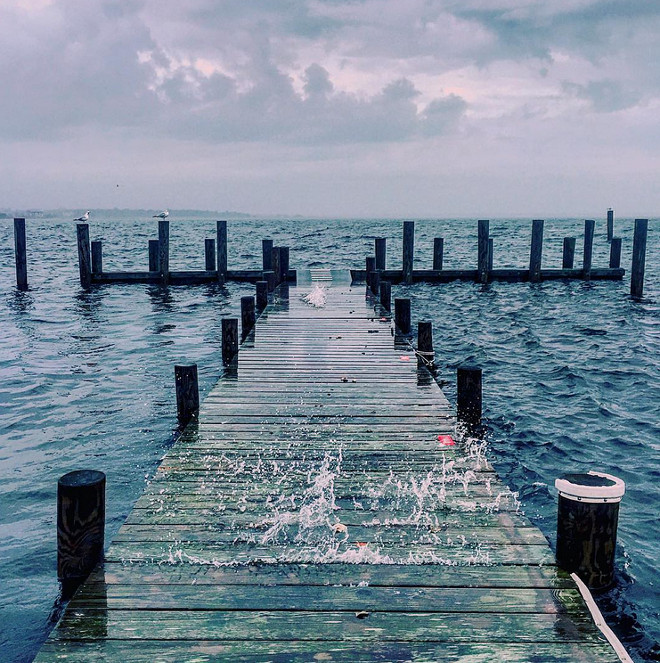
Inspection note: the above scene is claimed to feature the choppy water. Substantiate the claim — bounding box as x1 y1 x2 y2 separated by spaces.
0 215 657 662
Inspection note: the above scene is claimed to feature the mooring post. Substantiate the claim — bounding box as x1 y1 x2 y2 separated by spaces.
365 256 376 289
375 238 387 271
148 240 159 272
76 223 92 289
380 281 392 312
14 217 28 291
262 239 273 271
394 298 411 335
607 209 614 243
631 218 648 299
417 321 434 368
217 220 227 283
529 219 544 283
222 318 239 364
457 365 482 430
158 220 170 284
371 270 381 297
280 247 290 283
256 280 268 311
488 238 494 273
175 364 199 428
91 240 102 275
609 238 622 269
57 470 105 594
555 471 625 589
263 270 276 293
477 219 490 284
562 237 576 269
205 238 216 271
272 247 282 286
583 219 595 279
241 296 256 340
402 221 415 284
433 238 444 271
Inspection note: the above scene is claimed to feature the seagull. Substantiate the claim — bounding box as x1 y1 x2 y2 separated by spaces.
153 209 169 219
74 211 90 221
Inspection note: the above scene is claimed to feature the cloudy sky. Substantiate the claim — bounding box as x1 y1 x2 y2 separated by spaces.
1 0 658 217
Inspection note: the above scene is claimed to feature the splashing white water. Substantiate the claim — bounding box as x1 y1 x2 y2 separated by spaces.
302 284 327 308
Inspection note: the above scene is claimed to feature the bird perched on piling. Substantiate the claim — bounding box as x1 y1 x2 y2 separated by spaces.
153 209 169 219
74 211 90 221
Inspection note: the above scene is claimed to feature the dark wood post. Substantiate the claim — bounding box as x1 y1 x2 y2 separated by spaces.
241 296 256 340
263 270 276 293
529 219 544 283
175 364 199 427
457 365 482 430
91 240 102 275
217 220 227 282
402 221 414 284
205 238 216 271
488 238 494 273
365 256 376 289
280 247 290 283
57 470 105 588
371 270 381 297
583 219 595 279
262 239 273 271
222 318 238 364
380 281 391 312
148 240 159 271
272 247 282 286
477 219 490 284
562 237 576 269
375 238 387 271
631 218 648 299
607 209 614 243
609 238 622 269
76 223 92 289
417 321 433 367
158 220 169 284
14 218 27 290
256 281 268 311
555 472 625 589
433 238 444 271
394 298 411 335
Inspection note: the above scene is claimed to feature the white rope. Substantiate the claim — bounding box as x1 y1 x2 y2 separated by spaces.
570 573 634 663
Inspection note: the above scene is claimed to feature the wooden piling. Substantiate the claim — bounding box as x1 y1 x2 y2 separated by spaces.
583 219 595 279
607 209 614 243
263 270 276 293
262 239 274 271
272 247 282 287
241 296 256 340
57 470 105 590
609 238 622 269
205 239 216 271
76 223 92 289
148 240 159 272
158 220 169 284
217 220 227 282
631 218 648 299
91 241 103 275
529 219 544 283
562 237 576 269
488 238 494 273
478 220 490 284
375 238 387 271
222 318 239 364
394 298 411 335
371 270 381 297
457 365 482 430
175 364 199 428
13 218 27 291
365 256 376 289
433 238 444 271
402 221 414 285
280 247 290 283
380 281 391 312
417 321 434 367
256 281 268 311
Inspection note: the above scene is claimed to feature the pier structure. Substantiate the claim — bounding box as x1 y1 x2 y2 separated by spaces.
37 272 626 662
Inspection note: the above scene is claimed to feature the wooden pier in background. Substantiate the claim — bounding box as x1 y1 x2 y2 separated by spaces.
37 274 623 662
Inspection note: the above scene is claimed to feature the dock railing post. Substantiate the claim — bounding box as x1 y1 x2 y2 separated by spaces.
256 281 268 311
222 318 239 364
457 365 482 431
583 219 595 280
205 239 216 271
262 239 273 272
148 240 159 272
365 256 375 289
280 246 290 283
371 270 381 297
488 238 494 274
241 296 256 340
91 240 103 276
609 238 622 269
477 220 490 284
375 238 387 271
555 471 625 589
76 223 92 289
158 220 170 285
631 218 648 299
417 321 434 368
217 220 227 283
433 238 444 271
175 364 199 428
57 470 105 596
263 270 276 293
529 219 544 283
14 217 28 291
402 221 414 284
272 247 282 286
607 209 614 243
562 237 576 269
380 281 391 312
394 298 411 335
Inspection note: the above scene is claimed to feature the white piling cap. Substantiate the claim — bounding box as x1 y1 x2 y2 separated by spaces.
555 471 625 503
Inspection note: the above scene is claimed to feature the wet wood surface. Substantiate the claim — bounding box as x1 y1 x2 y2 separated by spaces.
36 276 619 662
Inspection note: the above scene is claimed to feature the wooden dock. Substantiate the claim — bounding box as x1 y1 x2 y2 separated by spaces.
36 274 622 662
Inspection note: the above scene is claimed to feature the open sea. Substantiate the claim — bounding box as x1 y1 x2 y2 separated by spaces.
0 214 658 662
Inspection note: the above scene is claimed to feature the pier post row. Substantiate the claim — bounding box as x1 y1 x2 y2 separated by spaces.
76 223 92 289
370 270 381 297
158 220 170 285
457 365 482 430
402 220 415 284
13 217 28 291
256 280 268 311
365 256 376 290
204 238 216 271
241 296 256 340
375 237 387 271
631 218 648 299
607 208 614 242
263 270 276 293
175 364 199 428
433 237 444 271
222 317 239 364
217 220 228 283
529 219 544 283
380 280 392 311
272 247 282 287
477 220 490 284
91 240 103 275
262 239 274 271
417 321 434 367
562 237 576 269
148 239 159 272
583 219 595 279
394 297 411 335
609 238 622 269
